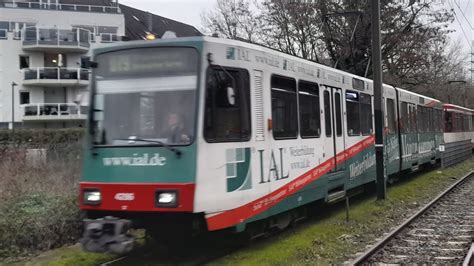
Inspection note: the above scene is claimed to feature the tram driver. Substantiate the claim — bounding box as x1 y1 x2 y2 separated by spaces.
164 113 191 144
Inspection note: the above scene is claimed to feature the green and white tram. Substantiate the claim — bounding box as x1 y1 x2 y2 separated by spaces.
79 37 454 253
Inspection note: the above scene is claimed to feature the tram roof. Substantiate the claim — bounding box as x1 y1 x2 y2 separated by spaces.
93 36 469 110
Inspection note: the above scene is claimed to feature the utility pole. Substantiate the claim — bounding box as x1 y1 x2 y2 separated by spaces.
371 0 386 200
471 41 473 107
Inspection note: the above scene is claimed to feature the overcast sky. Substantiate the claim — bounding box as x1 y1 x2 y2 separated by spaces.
120 0 473 55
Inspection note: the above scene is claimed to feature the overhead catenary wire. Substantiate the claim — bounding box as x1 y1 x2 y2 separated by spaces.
448 0 472 50
453 0 474 30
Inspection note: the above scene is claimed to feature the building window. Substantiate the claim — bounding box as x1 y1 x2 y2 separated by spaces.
346 90 360 135
298 80 320 138
324 90 331 137
81 56 90 69
271 75 297 139
20 91 30 104
19 55 30 69
204 67 251 142
44 53 66 67
97 26 118 35
0 21 9 31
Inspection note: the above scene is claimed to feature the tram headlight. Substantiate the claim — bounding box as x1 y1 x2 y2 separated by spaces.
83 190 101 205
155 190 178 207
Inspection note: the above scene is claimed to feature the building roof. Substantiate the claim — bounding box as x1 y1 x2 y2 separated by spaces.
119 4 202 40
59 0 202 40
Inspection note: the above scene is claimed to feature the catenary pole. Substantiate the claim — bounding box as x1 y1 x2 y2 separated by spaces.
371 0 386 200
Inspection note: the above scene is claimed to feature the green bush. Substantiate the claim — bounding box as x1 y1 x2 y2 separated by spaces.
0 194 81 261
0 129 85 261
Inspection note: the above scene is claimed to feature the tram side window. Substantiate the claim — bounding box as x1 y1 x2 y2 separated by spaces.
440 110 444 132
204 67 251 142
360 93 372 135
470 114 473 131
417 106 424 132
421 107 425 132
299 81 320 138
436 110 440 132
324 91 332 137
386 98 396 134
433 109 438 132
472 115 474 131
346 90 360 135
424 107 429 132
335 92 342 136
271 75 298 139
428 108 433 132
464 114 469 131
445 112 452 132
401 102 409 133
438 109 443 132
410 105 417 132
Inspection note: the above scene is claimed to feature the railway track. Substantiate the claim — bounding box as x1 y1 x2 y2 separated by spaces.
352 171 474 265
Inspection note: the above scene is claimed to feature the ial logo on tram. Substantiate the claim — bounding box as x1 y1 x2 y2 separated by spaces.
225 147 252 192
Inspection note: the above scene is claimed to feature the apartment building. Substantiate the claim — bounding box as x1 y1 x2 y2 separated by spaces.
0 0 201 129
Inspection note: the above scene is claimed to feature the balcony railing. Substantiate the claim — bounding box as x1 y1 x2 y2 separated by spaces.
100 33 120 43
22 27 90 51
0 1 120 13
23 103 88 121
23 67 89 86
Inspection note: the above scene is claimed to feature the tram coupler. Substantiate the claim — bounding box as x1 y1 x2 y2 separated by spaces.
80 216 134 254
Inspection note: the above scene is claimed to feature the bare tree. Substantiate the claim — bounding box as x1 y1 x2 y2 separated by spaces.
259 0 325 62
202 0 471 105
201 0 261 43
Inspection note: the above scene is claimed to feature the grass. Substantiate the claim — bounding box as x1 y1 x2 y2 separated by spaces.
209 160 474 265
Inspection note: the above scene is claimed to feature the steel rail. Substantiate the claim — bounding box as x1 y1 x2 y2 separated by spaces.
100 256 127 266
351 170 474 265
463 243 474 266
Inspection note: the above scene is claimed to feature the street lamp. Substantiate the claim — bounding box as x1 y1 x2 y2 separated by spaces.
11 82 18 130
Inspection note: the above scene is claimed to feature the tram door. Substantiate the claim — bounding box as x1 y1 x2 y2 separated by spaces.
322 86 346 172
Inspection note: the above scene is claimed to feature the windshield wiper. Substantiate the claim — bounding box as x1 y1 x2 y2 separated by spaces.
114 138 182 158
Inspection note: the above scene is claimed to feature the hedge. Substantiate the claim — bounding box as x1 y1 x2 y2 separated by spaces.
0 128 85 145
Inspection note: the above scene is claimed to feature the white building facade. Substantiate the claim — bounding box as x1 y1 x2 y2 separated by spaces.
0 0 125 129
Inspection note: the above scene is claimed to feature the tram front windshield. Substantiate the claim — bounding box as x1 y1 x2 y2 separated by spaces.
92 47 198 146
